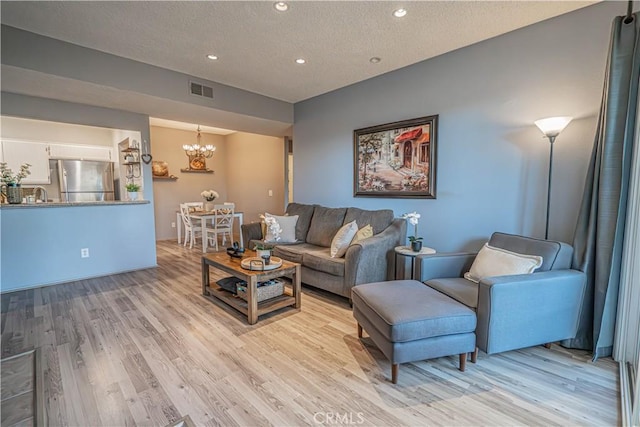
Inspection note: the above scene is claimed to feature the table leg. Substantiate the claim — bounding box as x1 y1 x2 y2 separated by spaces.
201 217 207 253
248 276 258 325
177 212 182 244
293 264 301 309
201 258 210 296
410 257 415 280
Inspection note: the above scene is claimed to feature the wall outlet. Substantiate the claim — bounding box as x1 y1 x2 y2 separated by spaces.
171 222 176 228
268 189 273 197
81 248 90 258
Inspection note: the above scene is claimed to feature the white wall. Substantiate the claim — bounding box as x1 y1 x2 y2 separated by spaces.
293 2 618 251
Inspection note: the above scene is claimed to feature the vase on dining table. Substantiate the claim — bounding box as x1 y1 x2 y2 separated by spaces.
204 201 215 211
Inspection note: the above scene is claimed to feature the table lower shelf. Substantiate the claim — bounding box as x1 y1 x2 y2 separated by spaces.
204 282 297 317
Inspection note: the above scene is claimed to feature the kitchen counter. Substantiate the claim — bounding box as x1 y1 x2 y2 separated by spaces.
0 200 149 209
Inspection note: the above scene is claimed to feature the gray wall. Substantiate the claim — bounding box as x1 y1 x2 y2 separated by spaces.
1 92 157 292
293 2 619 252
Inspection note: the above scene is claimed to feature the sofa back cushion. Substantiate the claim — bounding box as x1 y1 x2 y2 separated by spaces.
285 203 316 242
488 232 573 271
344 207 394 235
306 206 347 247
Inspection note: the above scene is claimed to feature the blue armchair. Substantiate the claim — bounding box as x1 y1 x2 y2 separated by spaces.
415 232 586 355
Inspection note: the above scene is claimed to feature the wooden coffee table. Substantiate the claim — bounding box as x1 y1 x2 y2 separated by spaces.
201 251 301 324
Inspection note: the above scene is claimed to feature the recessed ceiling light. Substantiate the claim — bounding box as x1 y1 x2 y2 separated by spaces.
206 54 218 60
295 58 306 64
369 57 381 64
393 8 407 18
274 2 289 12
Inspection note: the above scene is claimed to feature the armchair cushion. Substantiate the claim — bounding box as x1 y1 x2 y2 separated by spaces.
464 243 542 283
489 232 569 271
426 278 479 308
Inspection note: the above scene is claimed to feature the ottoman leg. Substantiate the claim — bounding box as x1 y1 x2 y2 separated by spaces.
471 347 478 364
459 353 466 372
391 363 399 384
357 323 363 338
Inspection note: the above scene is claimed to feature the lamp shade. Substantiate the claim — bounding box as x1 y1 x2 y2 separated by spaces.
534 116 573 138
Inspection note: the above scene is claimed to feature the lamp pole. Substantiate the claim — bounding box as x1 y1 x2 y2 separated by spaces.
545 134 556 240
534 116 572 240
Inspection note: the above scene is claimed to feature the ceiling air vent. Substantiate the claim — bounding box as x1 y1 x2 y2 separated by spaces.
190 81 213 99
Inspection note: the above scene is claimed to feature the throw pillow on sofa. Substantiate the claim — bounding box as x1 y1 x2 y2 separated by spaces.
331 220 358 258
350 224 373 245
264 213 299 243
464 243 543 283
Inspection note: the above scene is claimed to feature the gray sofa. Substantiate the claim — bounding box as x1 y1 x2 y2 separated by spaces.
241 203 406 299
415 232 586 355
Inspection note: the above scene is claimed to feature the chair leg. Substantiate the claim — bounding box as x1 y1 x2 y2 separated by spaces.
459 353 466 372
391 363 399 384
471 347 478 364
357 323 363 338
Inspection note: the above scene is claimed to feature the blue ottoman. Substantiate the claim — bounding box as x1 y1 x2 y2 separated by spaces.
352 280 477 384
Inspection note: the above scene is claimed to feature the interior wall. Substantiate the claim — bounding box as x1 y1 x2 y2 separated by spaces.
0 92 156 292
150 126 228 241
293 2 620 252
225 132 285 226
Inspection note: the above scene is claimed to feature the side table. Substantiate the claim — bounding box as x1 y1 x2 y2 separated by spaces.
394 245 436 280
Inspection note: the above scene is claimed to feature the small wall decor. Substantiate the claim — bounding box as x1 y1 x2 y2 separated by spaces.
354 115 438 198
152 160 178 180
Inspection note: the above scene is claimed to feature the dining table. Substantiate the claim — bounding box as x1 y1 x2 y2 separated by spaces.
176 209 244 252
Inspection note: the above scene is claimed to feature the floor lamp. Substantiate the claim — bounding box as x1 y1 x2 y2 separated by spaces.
534 116 573 239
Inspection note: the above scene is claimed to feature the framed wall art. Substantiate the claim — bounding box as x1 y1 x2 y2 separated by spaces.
354 115 438 198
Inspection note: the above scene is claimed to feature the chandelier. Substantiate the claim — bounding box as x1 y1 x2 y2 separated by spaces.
182 125 216 158
182 125 216 171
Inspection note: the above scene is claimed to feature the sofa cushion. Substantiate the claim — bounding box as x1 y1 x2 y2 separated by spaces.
285 203 316 242
351 224 373 245
425 278 479 308
344 207 394 235
331 220 358 258
302 250 345 277
264 213 298 243
306 206 347 247
273 243 321 264
489 232 563 272
464 243 543 284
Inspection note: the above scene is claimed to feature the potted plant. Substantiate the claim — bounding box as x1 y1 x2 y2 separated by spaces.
125 182 141 201
253 241 273 260
201 189 219 211
402 211 423 252
1 162 31 204
254 215 282 258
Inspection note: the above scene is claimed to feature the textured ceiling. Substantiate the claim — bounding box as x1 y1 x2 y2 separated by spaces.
0 1 596 103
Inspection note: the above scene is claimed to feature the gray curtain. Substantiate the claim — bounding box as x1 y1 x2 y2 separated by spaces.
563 12 639 359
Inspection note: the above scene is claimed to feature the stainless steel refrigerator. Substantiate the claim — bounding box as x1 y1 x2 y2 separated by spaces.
55 159 115 202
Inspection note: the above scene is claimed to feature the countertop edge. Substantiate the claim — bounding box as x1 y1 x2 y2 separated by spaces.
0 200 150 209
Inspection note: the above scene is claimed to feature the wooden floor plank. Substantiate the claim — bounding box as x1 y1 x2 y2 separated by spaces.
0 240 621 426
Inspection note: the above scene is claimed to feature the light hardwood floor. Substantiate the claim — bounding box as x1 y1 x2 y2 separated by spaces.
1 240 620 426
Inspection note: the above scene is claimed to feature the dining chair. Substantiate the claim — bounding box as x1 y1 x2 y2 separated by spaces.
177 202 203 245
205 204 234 250
179 203 203 249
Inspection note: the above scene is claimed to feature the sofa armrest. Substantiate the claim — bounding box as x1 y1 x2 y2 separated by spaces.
241 223 263 249
415 253 477 282
345 218 406 293
476 269 586 354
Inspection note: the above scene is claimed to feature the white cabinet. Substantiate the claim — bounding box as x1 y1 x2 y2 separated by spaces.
49 144 113 161
1 140 51 184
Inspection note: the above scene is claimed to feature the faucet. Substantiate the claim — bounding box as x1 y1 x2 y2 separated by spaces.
33 186 48 203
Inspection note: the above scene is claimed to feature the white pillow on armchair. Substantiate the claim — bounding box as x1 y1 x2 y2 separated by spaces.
464 243 543 283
